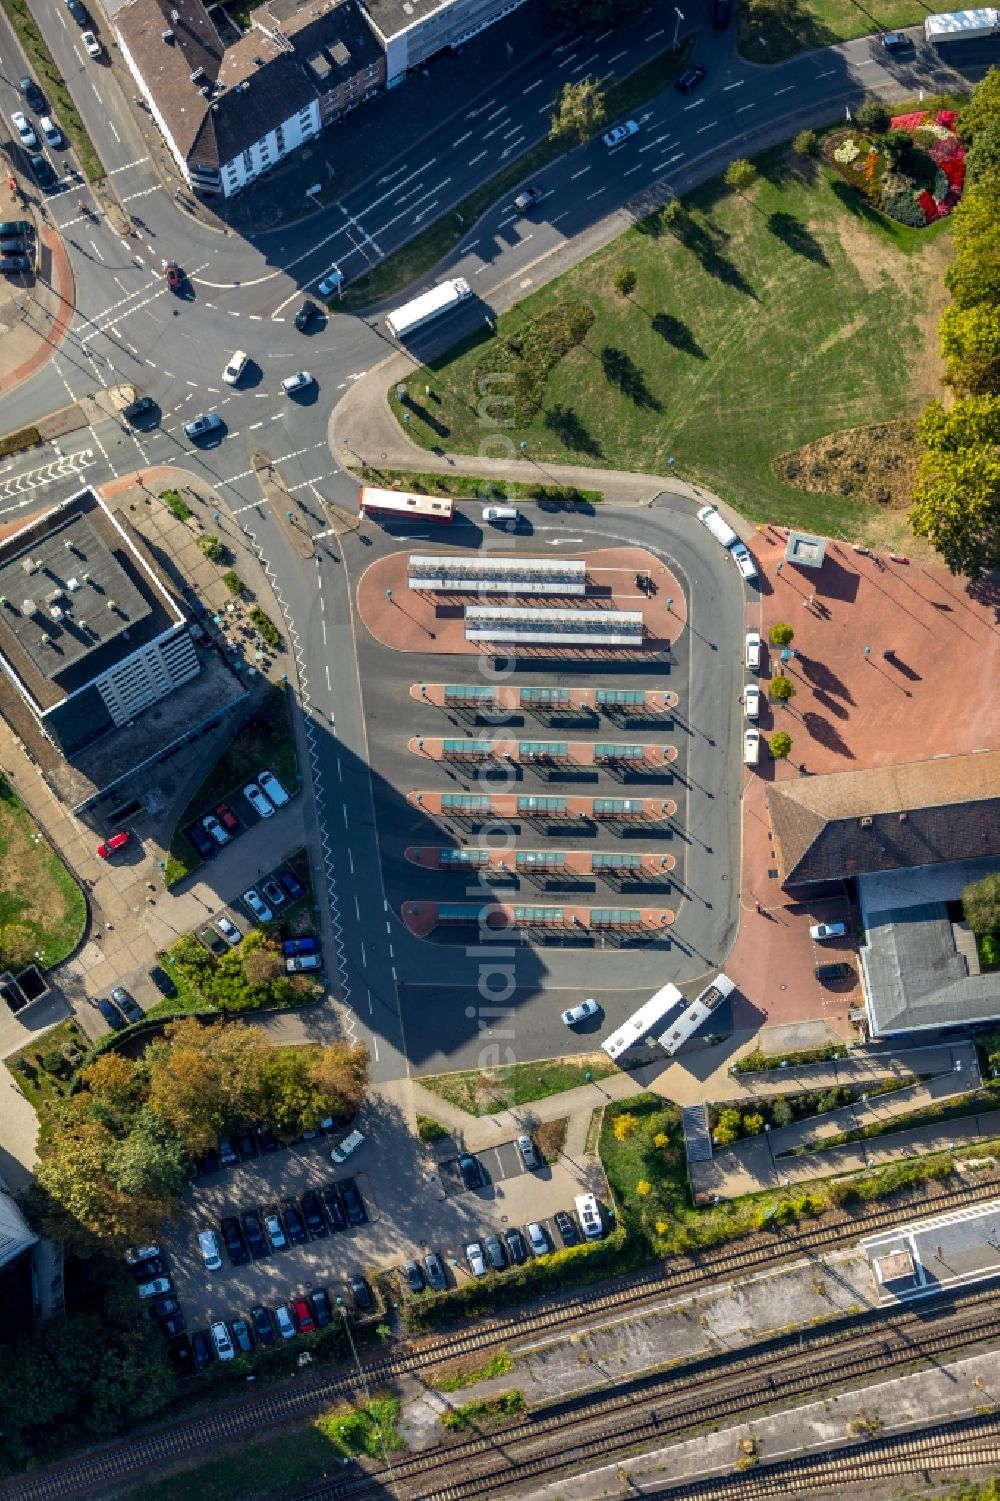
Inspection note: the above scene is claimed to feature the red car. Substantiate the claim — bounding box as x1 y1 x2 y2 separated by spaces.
215 802 239 833
163 260 181 289
97 831 130 859
291 1297 315 1334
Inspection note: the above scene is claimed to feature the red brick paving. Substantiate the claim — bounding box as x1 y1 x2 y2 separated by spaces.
356 546 685 654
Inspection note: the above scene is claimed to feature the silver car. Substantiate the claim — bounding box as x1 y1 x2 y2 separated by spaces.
275 1303 296 1339
214 916 242 946
184 412 223 441
244 782 274 819
202 813 230 846
466 1242 487 1277
242 888 273 923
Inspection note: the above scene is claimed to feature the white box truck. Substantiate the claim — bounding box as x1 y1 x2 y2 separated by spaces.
386 278 472 340
924 8 1000 41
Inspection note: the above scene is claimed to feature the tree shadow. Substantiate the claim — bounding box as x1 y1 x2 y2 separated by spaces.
652 312 706 359
404 400 450 439
543 404 603 458
672 215 759 300
801 711 855 758
600 347 662 410
797 654 856 705
828 176 887 235
766 211 829 266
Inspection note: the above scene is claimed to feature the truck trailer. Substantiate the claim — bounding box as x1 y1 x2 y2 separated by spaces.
924 8 1000 42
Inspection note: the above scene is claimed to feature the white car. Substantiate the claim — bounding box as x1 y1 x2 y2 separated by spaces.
258 768 289 807
603 119 639 148
81 28 102 56
466 1242 487 1277
526 1221 549 1256
124 1242 159 1265
281 371 314 396
561 998 599 1027
330 1128 364 1164
743 684 760 720
202 813 230 846
745 630 762 671
275 1303 296 1339
136 1276 172 1299
11 111 36 147
242 887 273 923
198 1229 222 1270
214 916 242 946
263 1212 286 1251
222 350 248 386
744 726 761 766
211 1321 235 1360
244 782 274 819
730 542 758 581
810 921 848 942
39 116 61 147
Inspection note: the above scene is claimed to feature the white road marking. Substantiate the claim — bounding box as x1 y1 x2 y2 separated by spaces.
774 84 795 95
723 79 745 90
684 97 706 110
454 130 473 146
570 166 591 179
468 151 487 165
697 120 719 133
523 78 543 94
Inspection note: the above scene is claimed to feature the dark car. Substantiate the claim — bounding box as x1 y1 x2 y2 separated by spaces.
187 824 216 861
320 1182 347 1231
0 238 28 255
191 1329 213 1370
676 63 707 93
231 1317 254 1354
131 1256 167 1282
554 1210 580 1247
198 1147 221 1174
280 870 305 899
312 1286 333 1327
110 985 143 1024
880 28 909 48
402 1259 424 1293
0 220 31 238
198 925 227 957
458 1153 483 1190
149 1293 179 1319
503 1227 528 1265
712 0 731 26
484 1234 506 1272
20 77 45 111
282 936 319 957
235 1129 259 1160
66 0 88 22
123 395 156 426
256 1123 281 1153
0 255 31 273
301 1190 327 1239
293 299 319 332
251 1304 276 1346
349 1274 374 1312
242 1210 267 1258
815 962 853 982
158 1310 186 1338
29 154 56 189
149 964 176 997
341 1180 367 1226
425 1251 447 1291
96 997 125 1031
166 1333 193 1371
218 1137 239 1167
220 1215 250 1265
282 1200 307 1245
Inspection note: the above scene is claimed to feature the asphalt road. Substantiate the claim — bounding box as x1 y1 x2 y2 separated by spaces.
0 4 995 1080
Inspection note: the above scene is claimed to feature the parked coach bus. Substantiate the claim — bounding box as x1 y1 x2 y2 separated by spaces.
359 486 455 525
385 278 472 340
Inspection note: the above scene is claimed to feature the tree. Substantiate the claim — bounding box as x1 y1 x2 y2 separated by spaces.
768 622 794 646
660 198 688 233
546 0 646 27
714 1108 741 1146
771 1097 793 1127
242 946 285 985
957 65 1000 144
940 300 1000 394
197 534 223 561
106 1108 187 1200
919 396 1000 453
962 871 1000 935
910 447 1000 579
257 1043 369 1137
653 1131 669 1148
770 675 794 702
724 159 757 194
549 78 607 148
613 1111 638 1141
769 731 792 759
307 1041 369 1117
945 177 1000 307
34 1121 180 1252
966 117 1000 188
792 129 819 158
613 264 637 297
856 98 891 135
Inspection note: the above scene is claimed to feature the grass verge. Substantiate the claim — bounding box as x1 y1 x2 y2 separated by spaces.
393 126 957 542
0 427 41 459
430 1350 513 1391
336 40 695 312
0 0 104 180
733 1042 848 1073
419 1055 617 1115
442 1391 526 1430
0 774 87 968
352 463 603 506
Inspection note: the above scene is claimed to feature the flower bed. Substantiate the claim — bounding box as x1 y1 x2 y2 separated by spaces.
823 110 965 226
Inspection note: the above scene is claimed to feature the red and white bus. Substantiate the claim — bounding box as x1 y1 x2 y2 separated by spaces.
359 486 454 525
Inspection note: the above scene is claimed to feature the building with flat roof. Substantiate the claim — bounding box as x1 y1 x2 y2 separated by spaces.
361 0 530 85
783 531 827 570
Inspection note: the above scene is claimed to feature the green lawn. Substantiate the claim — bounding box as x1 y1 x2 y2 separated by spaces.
0 776 87 969
739 0 968 63
5 1018 90 1114
395 139 954 542
419 1055 617 1115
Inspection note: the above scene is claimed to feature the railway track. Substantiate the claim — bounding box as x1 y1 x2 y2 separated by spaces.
282 1282 1000 1501
4 1175 999 1501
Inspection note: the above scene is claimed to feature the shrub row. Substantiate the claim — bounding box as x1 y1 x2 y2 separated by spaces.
472 299 594 423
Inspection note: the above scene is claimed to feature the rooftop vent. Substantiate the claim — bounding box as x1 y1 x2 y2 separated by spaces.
200 84 211 95
161 28 175 41
253 55 264 64
860 816 873 828
39 634 50 647
21 599 35 615
20 558 38 575
171 7 180 17
190 66 207 83
898 811 908 822
237 79 250 91
329 41 350 65
67 577 80 591
49 606 64 623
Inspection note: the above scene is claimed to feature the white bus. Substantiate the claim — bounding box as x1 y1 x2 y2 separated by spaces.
359 487 454 525
657 974 736 1057
385 277 472 340
602 983 685 1062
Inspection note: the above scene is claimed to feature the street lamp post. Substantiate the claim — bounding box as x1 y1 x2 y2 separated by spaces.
673 7 684 47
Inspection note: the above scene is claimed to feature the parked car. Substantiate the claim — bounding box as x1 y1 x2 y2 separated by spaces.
242 1210 267 1257
215 916 242 946
603 119 639 148
222 350 248 386
815 962 853 982
215 801 239 833
731 541 758 581
187 823 216 861
198 925 227 957
881 28 908 48
484 1234 506 1272
220 1215 250 1265
0 220 32 238
110 986 143 1024
158 1311 186 1338
312 1287 333 1327
458 1153 483 1190
96 830 130 859
19 76 45 112
526 1222 549 1256
425 1251 447 1291
184 412 223 441
244 782 274 819
262 878 286 908
504 1227 528 1265
258 769 290 807
403 1259 424 1294
149 964 177 998
745 630 762 671
341 1181 367 1225
320 1182 347 1231
287 953 321 972
282 1200 307 1245
191 1329 213 1369
561 998 599 1027
218 1138 239 1168
743 726 761 767
211 1321 234 1361
713 0 732 25
466 1242 487 1278
256 1123 281 1153
39 115 62 147
317 271 341 296
235 1128 258 1159
301 1190 327 1238
517 1134 540 1170
293 299 319 331
251 1304 276 1346
263 1209 287 1251
125 1242 160 1266
292 1296 316 1334
330 1129 364 1164
130 1255 166 1281
137 1277 172 1299
554 1210 579 1247
810 922 848 942
281 371 315 396
96 997 125 1032
198 1148 220 1174
283 936 318 956
280 870 306 899
231 1317 254 1355
242 888 273 923
202 813 230 847
66 0 88 24
148 1294 180 1321
350 1274 374 1311
275 1304 296 1340
676 62 707 92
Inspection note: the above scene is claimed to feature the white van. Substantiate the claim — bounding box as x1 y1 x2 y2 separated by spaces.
743 726 760 766
574 1192 604 1240
483 505 520 528
697 503 739 550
